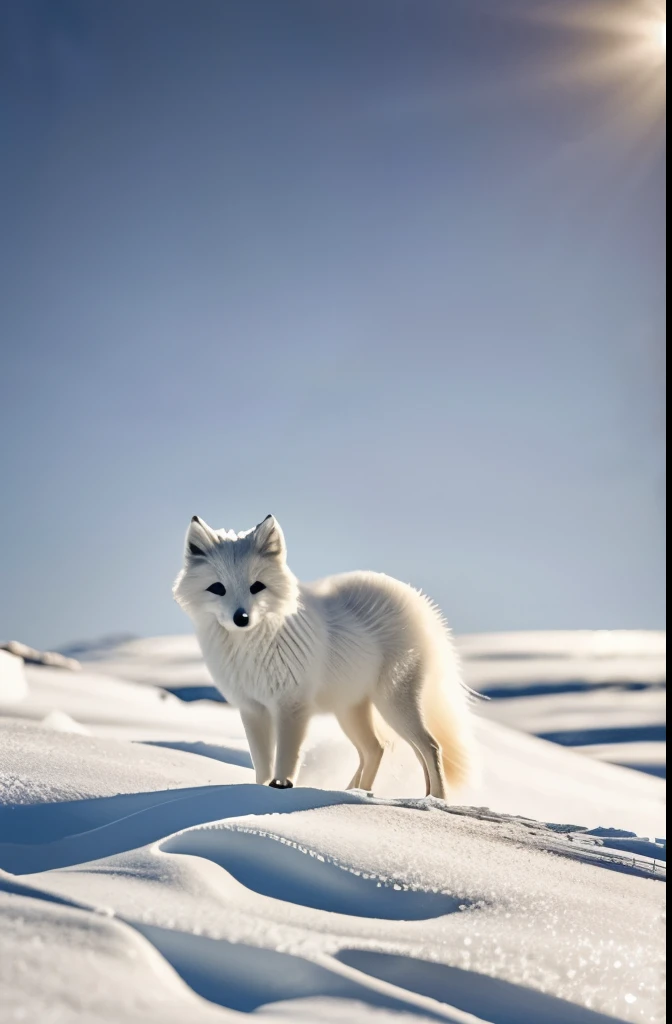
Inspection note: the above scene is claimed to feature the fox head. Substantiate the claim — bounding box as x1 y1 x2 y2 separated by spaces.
173 515 299 631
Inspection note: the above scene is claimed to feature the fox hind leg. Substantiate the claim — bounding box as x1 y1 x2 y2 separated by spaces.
336 700 385 792
375 679 447 800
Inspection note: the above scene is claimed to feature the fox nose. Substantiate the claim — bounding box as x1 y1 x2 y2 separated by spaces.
233 608 249 628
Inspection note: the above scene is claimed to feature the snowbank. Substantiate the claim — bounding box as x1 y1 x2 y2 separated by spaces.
0 649 28 704
0 631 665 1023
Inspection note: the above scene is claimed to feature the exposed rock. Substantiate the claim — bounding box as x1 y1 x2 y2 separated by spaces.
0 642 81 672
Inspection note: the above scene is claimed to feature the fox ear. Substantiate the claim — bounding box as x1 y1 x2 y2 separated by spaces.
253 514 286 559
185 516 215 558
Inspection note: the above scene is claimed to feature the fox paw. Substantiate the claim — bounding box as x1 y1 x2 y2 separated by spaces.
269 779 294 789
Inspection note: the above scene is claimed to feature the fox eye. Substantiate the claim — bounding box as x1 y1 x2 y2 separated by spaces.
189 543 206 556
250 581 266 595
206 582 226 596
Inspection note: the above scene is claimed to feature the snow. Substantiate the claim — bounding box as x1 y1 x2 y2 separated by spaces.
62 634 218 701
458 630 666 667
39 709 92 735
64 630 667 778
0 649 28 704
580 741 666 777
0 631 666 1023
459 631 666 780
0 888 237 1023
0 720 249 808
0 667 664 838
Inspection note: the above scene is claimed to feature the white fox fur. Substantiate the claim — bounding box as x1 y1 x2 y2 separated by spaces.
173 515 476 799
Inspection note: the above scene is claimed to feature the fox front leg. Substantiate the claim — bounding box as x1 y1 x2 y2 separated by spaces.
240 703 275 785
270 704 310 788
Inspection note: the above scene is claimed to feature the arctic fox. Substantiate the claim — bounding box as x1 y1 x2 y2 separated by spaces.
173 515 475 798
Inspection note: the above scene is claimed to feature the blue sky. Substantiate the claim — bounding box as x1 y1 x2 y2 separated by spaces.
0 0 665 648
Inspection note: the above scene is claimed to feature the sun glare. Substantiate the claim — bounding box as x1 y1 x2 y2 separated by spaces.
658 21 667 51
530 3 667 71
522 1 666 163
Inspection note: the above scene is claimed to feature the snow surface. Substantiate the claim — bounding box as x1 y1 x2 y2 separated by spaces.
460 631 666 780
63 629 667 778
0 631 666 1023
0 649 28 704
